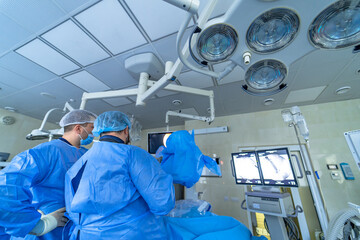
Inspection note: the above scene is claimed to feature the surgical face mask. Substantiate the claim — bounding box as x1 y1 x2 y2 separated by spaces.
79 126 94 145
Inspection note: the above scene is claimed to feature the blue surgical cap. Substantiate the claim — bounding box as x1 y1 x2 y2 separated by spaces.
92 111 131 137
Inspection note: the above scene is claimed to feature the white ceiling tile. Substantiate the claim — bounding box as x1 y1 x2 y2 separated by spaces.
42 20 110 66
125 0 192 40
103 97 132 107
0 0 65 33
53 0 98 13
156 89 178 97
213 62 244 85
0 14 32 54
75 0 147 55
16 39 79 75
178 70 214 89
64 71 110 92
197 0 234 19
0 52 57 83
0 66 35 89
86 58 137 89
285 86 327 104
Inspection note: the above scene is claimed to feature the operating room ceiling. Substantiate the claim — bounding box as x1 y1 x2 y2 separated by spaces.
0 0 359 130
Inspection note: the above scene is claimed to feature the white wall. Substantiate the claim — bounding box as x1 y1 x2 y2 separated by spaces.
121 99 360 225
0 109 58 160
183 98 360 225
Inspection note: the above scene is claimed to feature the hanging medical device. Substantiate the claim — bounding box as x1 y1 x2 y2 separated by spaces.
281 106 309 143
26 101 74 141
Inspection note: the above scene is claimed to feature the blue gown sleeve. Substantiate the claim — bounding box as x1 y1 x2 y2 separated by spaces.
128 147 175 215
0 149 43 237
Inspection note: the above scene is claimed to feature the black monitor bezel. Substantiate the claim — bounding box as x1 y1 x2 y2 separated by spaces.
231 151 263 185
256 147 298 187
147 131 174 154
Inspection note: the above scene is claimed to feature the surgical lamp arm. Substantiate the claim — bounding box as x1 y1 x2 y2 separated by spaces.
162 0 199 14
63 102 74 112
39 108 61 131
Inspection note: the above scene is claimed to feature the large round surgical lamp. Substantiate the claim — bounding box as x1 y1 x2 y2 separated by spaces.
193 23 238 64
242 60 287 95
246 8 300 53
309 0 360 49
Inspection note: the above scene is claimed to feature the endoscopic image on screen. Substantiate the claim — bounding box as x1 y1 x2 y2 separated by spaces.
148 132 172 154
257 148 297 186
232 152 262 185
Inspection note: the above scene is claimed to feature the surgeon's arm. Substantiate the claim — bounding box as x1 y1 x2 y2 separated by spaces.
0 150 44 237
129 148 175 215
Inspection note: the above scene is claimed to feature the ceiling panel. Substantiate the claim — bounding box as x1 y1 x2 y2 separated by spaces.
53 0 98 14
213 62 245 85
292 49 356 89
178 70 214 89
197 0 235 19
152 29 192 68
64 71 110 92
42 20 110 66
103 97 132 107
333 53 360 83
86 57 137 89
0 66 35 89
125 0 192 40
0 52 57 83
0 14 32 55
23 78 86 104
16 39 80 75
315 78 360 104
285 86 327 104
0 0 65 33
0 83 18 99
75 0 147 55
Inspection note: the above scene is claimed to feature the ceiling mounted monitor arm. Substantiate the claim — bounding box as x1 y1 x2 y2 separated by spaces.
164 88 215 130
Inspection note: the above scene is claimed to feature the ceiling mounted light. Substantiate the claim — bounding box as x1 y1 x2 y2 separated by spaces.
172 99 182 106
246 8 300 53
309 1 360 49
196 24 238 63
335 86 351 95
245 59 287 90
263 98 275 106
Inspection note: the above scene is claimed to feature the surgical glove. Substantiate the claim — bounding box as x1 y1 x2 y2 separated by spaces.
30 207 67 236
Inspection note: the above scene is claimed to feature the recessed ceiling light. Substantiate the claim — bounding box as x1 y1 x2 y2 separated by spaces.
263 98 275 106
335 86 351 95
40 92 56 99
69 99 76 102
172 99 182 106
4 107 17 112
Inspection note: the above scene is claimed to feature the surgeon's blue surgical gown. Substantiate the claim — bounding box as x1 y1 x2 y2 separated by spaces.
0 139 87 240
64 136 175 240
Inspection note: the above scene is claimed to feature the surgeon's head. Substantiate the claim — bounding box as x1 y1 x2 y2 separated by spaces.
59 109 97 148
93 111 132 144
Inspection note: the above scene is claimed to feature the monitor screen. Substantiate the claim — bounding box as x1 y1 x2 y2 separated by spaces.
0 152 10 162
257 148 298 187
232 151 262 185
147 132 173 154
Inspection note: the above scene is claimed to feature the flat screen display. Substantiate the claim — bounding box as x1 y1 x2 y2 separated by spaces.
232 151 262 185
147 132 173 154
257 148 298 187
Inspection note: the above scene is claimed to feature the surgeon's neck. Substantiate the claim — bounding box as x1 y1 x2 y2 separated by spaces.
103 131 127 143
62 133 81 148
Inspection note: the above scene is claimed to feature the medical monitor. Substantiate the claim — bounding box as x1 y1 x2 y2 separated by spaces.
232 151 262 185
257 148 298 187
0 152 10 162
147 131 173 154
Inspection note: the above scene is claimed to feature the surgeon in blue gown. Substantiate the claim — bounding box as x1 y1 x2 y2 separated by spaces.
64 111 175 240
0 109 97 240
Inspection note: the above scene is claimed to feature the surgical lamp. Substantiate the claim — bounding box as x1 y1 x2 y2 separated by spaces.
246 8 300 53
309 0 360 49
243 59 287 95
26 102 74 141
